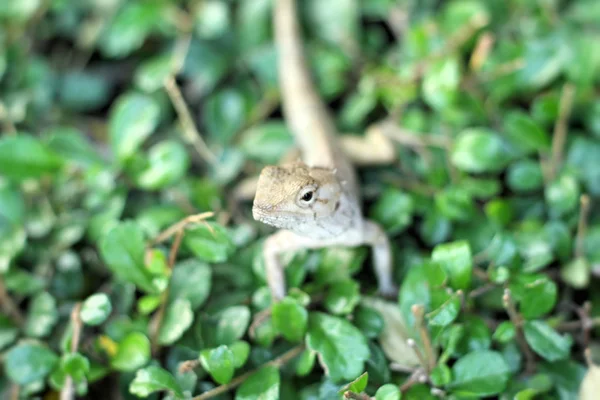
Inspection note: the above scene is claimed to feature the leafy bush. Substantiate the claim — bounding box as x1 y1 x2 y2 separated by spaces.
1 0 600 399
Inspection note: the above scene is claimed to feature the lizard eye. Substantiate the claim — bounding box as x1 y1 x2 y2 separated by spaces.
298 187 317 206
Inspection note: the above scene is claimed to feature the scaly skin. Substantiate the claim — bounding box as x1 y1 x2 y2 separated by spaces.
252 0 397 300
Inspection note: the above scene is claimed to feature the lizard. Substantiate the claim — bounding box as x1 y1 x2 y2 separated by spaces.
251 0 398 301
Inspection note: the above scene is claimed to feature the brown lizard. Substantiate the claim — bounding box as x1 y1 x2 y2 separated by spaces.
252 0 398 301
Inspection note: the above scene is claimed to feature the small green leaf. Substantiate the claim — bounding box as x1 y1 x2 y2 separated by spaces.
230 341 251 369
451 128 510 173
422 57 461 110
0 135 63 181
375 384 401 400
200 345 235 385
503 112 550 155
110 332 151 372
99 221 167 294
61 352 90 383
339 371 369 395
168 259 212 310
0 315 18 350
25 292 58 338
239 122 294 164
80 293 112 326
506 160 544 193
369 188 414 235
493 321 516 344
215 305 251 345
4 343 59 385
306 312 370 382
325 279 361 315
353 305 384 339
195 0 231 39
135 140 190 190
295 349 316 377
130 365 184 399
235 365 280 400
426 291 461 327
523 320 572 362
109 92 160 163
545 173 580 217
272 297 308 342
158 298 194 345
431 241 472 290
510 274 557 320
134 56 172 92
183 222 235 263
450 350 510 397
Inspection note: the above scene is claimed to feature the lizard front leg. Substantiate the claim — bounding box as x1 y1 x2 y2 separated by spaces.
361 220 398 298
263 229 305 301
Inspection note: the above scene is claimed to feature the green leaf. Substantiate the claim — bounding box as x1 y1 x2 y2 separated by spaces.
375 384 401 400
306 312 370 382
99 221 167 294
130 365 184 399
451 128 510 173
230 341 251 369
215 305 251 345
295 349 316 377
80 293 112 326
431 241 472 290
195 0 231 39
0 315 18 350
545 173 580 218
109 92 160 163
168 259 212 310
235 365 280 400
158 298 194 345
0 135 63 181
4 343 59 385
325 279 361 315
134 55 172 92
272 297 308 342
369 188 414 235
426 291 461 327
25 291 58 338
135 140 190 190
353 305 384 339
239 122 294 164
61 352 90 383
510 274 557 320
503 112 550 155
339 372 369 395
200 345 235 385
422 57 461 110
110 332 151 372
506 160 544 193
493 321 516 344
450 350 510 397
523 320 572 362
183 222 235 263
203 87 249 145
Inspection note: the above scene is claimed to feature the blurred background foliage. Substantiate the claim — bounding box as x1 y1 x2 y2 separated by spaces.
1 0 600 399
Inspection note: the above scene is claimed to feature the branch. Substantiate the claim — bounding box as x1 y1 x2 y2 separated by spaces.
503 289 536 374
191 345 305 400
576 195 591 259
0 277 24 326
60 303 82 400
549 83 576 180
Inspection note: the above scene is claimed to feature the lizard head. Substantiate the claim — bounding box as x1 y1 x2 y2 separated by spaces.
252 163 343 233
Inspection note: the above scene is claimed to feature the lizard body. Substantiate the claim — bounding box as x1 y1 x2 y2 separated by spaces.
252 0 396 300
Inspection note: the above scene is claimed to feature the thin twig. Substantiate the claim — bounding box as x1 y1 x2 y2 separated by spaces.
412 305 436 372
163 76 217 164
576 195 591 259
179 359 200 374
399 368 428 393
469 32 494 71
549 83 576 180
192 345 305 400
344 391 372 400
150 212 214 246
0 278 24 326
503 289 536 374
9 384 19 400
0 101 16 134
60 303 82 400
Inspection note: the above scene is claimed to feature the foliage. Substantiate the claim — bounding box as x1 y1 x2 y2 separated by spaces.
1 0 599 399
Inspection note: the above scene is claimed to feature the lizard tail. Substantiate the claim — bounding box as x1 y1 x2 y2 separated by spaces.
273 0 338 168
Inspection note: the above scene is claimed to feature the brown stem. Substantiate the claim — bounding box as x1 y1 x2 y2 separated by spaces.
344 392 372 400
503 289 536 374
550 83 576 180
469 32 494 71
164 76 217 164
191 345 305 400
0 278 25 326
150 212 214 246
0 101 16 134
576 195 591 259
60 303 82 400
411 304 436 372
399 368 428 393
